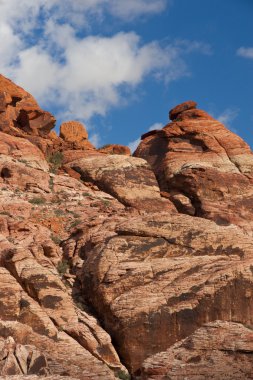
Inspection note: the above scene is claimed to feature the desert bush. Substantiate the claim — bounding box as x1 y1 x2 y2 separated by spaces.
57 260 69 275
117 370 131 380
47 152 64 173
28 197 46 205
51 234 62 244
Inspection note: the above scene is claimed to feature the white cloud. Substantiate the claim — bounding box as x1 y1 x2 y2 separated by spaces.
128 138 141 153
148 122 163 131
0 23 22 72
128 122 163 153
0 0 168 30
0 0 211 126
237 47 253 59
109 0 167 20
89 133 101 148
216 108 240 133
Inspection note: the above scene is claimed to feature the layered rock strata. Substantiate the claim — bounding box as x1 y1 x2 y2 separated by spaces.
1 75 253 380
81 212 253 374
134 101 253 233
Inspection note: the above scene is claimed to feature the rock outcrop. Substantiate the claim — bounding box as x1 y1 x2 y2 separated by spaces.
0 75 55 137
98 144 131 156
81 212 253 374
68 154 176 212
141 321 253 379
1 75 253 380
134 101 253 233
59 121 95 151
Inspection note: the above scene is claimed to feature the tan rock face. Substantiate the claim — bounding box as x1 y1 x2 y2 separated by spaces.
0 172 128 377
68 154 176 212
134 101 253 233
141 321 253 380
0 131 48 171
0 136 128 378
82 212 253 374
0 74 55 137
0 336 49 376
1 78 253 380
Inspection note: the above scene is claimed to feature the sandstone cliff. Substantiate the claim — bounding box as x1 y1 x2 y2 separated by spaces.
0 76 253 380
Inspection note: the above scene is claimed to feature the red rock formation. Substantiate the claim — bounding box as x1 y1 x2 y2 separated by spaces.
1 77 253 380
60 121 88 142
98 144 131 155
169 100 197 120
0 75 55 137
135 101 253 233
59 121 94 151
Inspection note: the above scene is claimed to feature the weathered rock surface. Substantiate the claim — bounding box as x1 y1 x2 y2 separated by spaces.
98 144 131 156
69 154 176 212
60 121 88 142
1 76 253 380
134 101 253 233
0 75 55 137
169 100 197 120
82 212 253 374
141 321 253 379
0 336 49 376
0 132 49 171
0 121 129 378
59 121 95 152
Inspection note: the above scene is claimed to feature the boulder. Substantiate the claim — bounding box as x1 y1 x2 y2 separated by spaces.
169 100 197 120
60 121 88 144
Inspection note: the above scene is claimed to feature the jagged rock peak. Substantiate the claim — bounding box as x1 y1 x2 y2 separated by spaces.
0 74 56 137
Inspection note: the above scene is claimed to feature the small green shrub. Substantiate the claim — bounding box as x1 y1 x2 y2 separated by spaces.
82 192 91 197
47 152 64 173
54 209 65 217
57 260 69 275
0 211 11 216
69 219 81 229
28 197 46 205
117 370 131 380
49 177 54 191
102 199 110 207
51 234 62 244
18 159 28 164
74 301 86 311
68 210 80 218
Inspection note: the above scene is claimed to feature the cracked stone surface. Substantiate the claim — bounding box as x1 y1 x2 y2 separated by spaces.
134 101 253 233
82 212 253 374
1 77 253 379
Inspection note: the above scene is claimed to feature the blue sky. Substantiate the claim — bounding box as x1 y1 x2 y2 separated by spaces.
0 0 252 150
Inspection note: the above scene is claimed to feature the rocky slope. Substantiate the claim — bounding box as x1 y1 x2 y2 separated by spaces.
0 76 253 380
